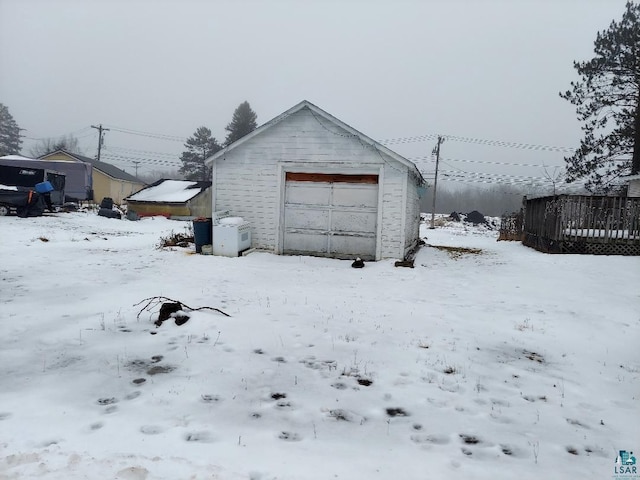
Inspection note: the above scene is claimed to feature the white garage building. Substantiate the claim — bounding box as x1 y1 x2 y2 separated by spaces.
206 100 424 261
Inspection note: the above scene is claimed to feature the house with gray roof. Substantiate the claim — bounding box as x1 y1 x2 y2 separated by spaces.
39 150 145 203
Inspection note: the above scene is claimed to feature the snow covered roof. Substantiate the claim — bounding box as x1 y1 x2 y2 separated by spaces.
125 179 211 203
0 155 40 162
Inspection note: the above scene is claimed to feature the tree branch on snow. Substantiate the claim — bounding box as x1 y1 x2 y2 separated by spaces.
134 296 231 322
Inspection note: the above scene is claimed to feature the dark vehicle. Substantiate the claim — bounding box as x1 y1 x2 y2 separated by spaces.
0 187 47 217
0 164 66 205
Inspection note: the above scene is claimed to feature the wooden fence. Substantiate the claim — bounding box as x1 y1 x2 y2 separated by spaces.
522 195 640 255
498 210 524 241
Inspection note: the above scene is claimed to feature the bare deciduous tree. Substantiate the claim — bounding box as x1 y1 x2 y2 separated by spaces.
29 134 83 157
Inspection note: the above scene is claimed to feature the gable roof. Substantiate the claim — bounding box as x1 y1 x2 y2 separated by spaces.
40 150 142 183
125 179 211 203
205 100 424 183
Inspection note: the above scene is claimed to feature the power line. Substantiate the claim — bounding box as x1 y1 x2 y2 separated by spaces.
381 133 576 153
380 133 440 145
105 146 180 159
101 153 181 167
104 125 187 142
439 175 586 194
410 155 562 169
440 169 559 182
444 134 576 153
442 172 552 185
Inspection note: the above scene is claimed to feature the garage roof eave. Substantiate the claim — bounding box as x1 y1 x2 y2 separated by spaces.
205 100 424 184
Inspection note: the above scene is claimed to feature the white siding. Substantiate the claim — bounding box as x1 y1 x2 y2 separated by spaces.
378 165 406 258
213 107 417 259
629 179 640 197
404 178 421 256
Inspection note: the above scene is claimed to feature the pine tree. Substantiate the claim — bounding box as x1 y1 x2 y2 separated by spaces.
560 1 640 192
224 101 257 146
179 127 221 181
0 103 23 156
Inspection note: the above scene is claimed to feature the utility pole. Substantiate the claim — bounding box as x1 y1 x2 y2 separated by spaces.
91 124 109 162
132 161 141 177
429 135 444 229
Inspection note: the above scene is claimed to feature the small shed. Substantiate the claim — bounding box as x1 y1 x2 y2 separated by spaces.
206 100 424 261
125 179 212 218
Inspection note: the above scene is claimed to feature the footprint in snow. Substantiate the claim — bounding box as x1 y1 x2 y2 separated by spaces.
566 418 589 429
278 431 301 442
386 407 409 417
38 439 61 447
146 365 174 375
459 434 481 445
184 431 214 443
140 425 164 435
115 466 150 480
500 445 518 456
411 434 450 445
201 394 222 403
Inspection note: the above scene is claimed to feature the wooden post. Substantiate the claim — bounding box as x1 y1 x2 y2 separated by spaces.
429 136 444 230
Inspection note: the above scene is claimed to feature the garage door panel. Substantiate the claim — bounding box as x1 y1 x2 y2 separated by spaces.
332 184 378 208
331 210 377 233
285 207 329 230
286 182 331 204
330 235 376 257
283 174 378 260
283 232 329 254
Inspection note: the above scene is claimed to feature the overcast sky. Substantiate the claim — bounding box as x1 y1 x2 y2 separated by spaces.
0 0 629 190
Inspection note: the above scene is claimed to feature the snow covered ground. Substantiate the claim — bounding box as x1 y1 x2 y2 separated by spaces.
0 212 638 480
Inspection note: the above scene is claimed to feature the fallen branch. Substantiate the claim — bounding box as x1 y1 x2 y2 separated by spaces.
134 296 231 321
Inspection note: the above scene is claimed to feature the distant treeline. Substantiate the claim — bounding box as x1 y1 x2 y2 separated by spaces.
419 184 538 217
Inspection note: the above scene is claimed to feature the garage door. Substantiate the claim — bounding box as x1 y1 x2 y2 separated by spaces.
283 173 378 260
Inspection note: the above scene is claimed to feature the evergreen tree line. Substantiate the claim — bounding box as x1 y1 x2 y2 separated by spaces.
419 184 528 217
179 101 257 181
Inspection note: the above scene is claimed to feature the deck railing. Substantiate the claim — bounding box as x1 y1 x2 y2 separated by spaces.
522 195 640 255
